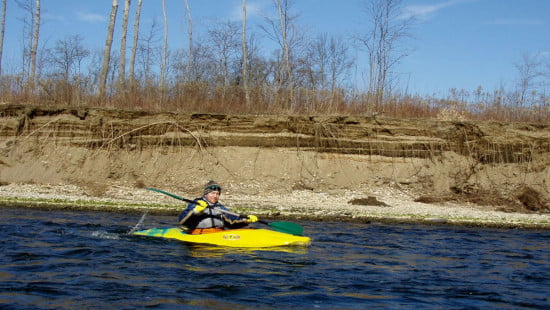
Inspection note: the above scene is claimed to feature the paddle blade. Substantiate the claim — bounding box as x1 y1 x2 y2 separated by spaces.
268 221 303 236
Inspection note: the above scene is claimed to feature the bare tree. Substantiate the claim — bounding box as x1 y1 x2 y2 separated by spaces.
137 18 161 83
185 41 213 82
160 0 168 88
43 35 90 104
304 34 327 90
49 35 89 80
16 0 31 78
327 36 353 92
275 0 292 107
357 0 415 107
515 52 544 107
129 0 142 82
306 33 352 92
29 0 40 86
99 0 119 99
207 20 240 88
184 0 192 82
0 0 7 75
242 0 250 108
245 35 269 87
119 0 131 85
260 0 302 109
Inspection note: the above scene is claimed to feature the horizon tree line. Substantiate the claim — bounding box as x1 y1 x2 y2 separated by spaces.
0 0 547 123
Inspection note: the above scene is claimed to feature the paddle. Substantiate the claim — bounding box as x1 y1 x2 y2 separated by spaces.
145 187 304 236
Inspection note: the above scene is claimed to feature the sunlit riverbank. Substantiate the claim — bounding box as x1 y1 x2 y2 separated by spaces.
2 183 549 230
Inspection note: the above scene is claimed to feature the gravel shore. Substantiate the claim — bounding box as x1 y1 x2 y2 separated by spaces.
1 183 549 230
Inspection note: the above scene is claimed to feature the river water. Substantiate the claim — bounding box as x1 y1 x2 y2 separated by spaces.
1 206 549 309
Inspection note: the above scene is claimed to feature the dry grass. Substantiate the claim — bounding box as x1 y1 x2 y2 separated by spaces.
1 75 548 123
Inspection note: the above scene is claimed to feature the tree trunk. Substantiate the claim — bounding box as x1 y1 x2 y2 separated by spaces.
242 0 250 108
29 0 40 88
515 53 543 107
276 0 293 109
360 0 414 109
129 0 142 83
184 0 192 82
119 0 131 86
160 0 167 89
99 0 119 100
0 0 6 75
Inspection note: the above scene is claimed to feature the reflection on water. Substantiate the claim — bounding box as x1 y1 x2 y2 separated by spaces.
187 244 309 258
0 206 549 309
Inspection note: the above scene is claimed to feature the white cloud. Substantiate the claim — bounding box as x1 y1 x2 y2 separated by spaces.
402 0 473 21
77 12 106 23
43 13 65 22
229 1 267 22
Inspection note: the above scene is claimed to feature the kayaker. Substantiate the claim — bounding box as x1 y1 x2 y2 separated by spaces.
178 180 258 234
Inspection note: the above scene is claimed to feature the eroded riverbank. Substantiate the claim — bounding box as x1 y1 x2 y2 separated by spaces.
1 104 549 229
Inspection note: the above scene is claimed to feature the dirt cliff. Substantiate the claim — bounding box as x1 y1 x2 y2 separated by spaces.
1 103 549 215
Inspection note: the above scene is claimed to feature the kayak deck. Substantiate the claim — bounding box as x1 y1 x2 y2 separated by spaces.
132 227 311 248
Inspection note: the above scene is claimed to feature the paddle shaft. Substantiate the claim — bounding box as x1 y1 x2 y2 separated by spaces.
145 187 254 218
146 188 196 204
212 207 268 225
145 187 301 235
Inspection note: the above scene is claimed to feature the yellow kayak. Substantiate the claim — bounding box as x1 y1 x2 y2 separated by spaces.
133 227 311 248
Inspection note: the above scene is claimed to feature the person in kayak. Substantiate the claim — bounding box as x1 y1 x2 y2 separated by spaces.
178 180 258 234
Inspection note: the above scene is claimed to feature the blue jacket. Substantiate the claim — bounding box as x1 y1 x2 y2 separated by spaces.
178 197 249 230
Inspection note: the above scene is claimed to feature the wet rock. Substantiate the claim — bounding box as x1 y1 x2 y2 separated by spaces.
517 186 547 212
348 196 390 207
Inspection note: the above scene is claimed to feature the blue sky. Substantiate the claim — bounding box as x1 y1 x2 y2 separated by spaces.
2 0 549 96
